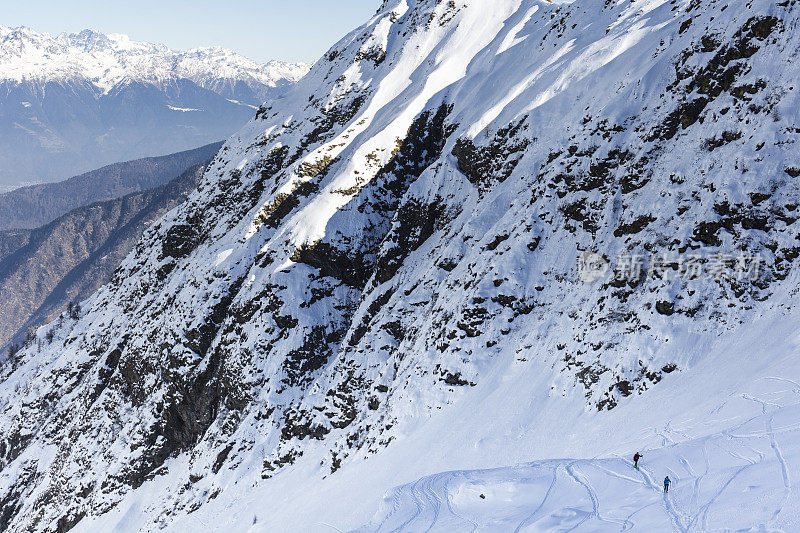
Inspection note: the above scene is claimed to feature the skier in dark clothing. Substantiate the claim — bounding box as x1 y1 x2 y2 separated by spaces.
633 452 642 469
663 476 671 493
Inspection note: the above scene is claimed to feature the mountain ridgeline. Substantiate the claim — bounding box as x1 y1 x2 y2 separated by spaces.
0 144 223 353
0 27 308 187
1 0 799 530
0 161 212 354
0 142 223 231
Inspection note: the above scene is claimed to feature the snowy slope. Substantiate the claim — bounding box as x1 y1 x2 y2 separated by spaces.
350 329 800 532
1 0 800 531
77 308 800 532
0 27 308 185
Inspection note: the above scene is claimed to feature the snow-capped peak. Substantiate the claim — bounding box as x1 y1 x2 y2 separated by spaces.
0 25 309 94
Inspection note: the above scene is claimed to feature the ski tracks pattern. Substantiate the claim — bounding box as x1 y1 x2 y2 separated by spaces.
353 383 799 532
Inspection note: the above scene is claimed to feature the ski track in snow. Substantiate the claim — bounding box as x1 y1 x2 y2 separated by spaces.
512 467 558 533
354 388 800 532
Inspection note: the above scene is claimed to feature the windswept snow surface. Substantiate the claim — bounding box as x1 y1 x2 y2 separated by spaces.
356 393 800 532
78 310 800 532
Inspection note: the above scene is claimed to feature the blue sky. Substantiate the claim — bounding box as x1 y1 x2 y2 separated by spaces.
4 1 380 63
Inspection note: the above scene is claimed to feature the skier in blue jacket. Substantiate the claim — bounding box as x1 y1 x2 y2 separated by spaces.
663 476 671 493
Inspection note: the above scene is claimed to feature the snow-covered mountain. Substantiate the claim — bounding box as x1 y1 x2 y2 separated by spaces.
0 26 308 186
1 0 800 531
0 27 307 100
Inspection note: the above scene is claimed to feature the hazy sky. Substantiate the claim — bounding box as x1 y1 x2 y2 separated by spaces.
4 0 380 63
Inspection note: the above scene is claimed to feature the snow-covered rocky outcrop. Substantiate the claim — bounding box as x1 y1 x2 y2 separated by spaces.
1 0 800 530
0 27 308 186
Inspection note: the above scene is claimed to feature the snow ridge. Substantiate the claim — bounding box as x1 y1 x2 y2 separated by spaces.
0 26 309 96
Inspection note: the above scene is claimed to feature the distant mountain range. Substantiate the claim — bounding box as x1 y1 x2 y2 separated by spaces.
0 27 308 187
0 144 220 350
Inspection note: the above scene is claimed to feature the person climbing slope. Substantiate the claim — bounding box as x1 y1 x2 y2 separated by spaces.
663 476 671 493
633 452 642 469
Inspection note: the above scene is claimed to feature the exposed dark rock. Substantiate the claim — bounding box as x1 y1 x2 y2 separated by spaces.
655 301 675 316
291 242 372 289
615 215 656 237
375 199 447 284
452 120 529 192
161 224 202 259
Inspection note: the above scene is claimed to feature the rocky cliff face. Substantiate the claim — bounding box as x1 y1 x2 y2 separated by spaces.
0 27 308 186
1 0 799 530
